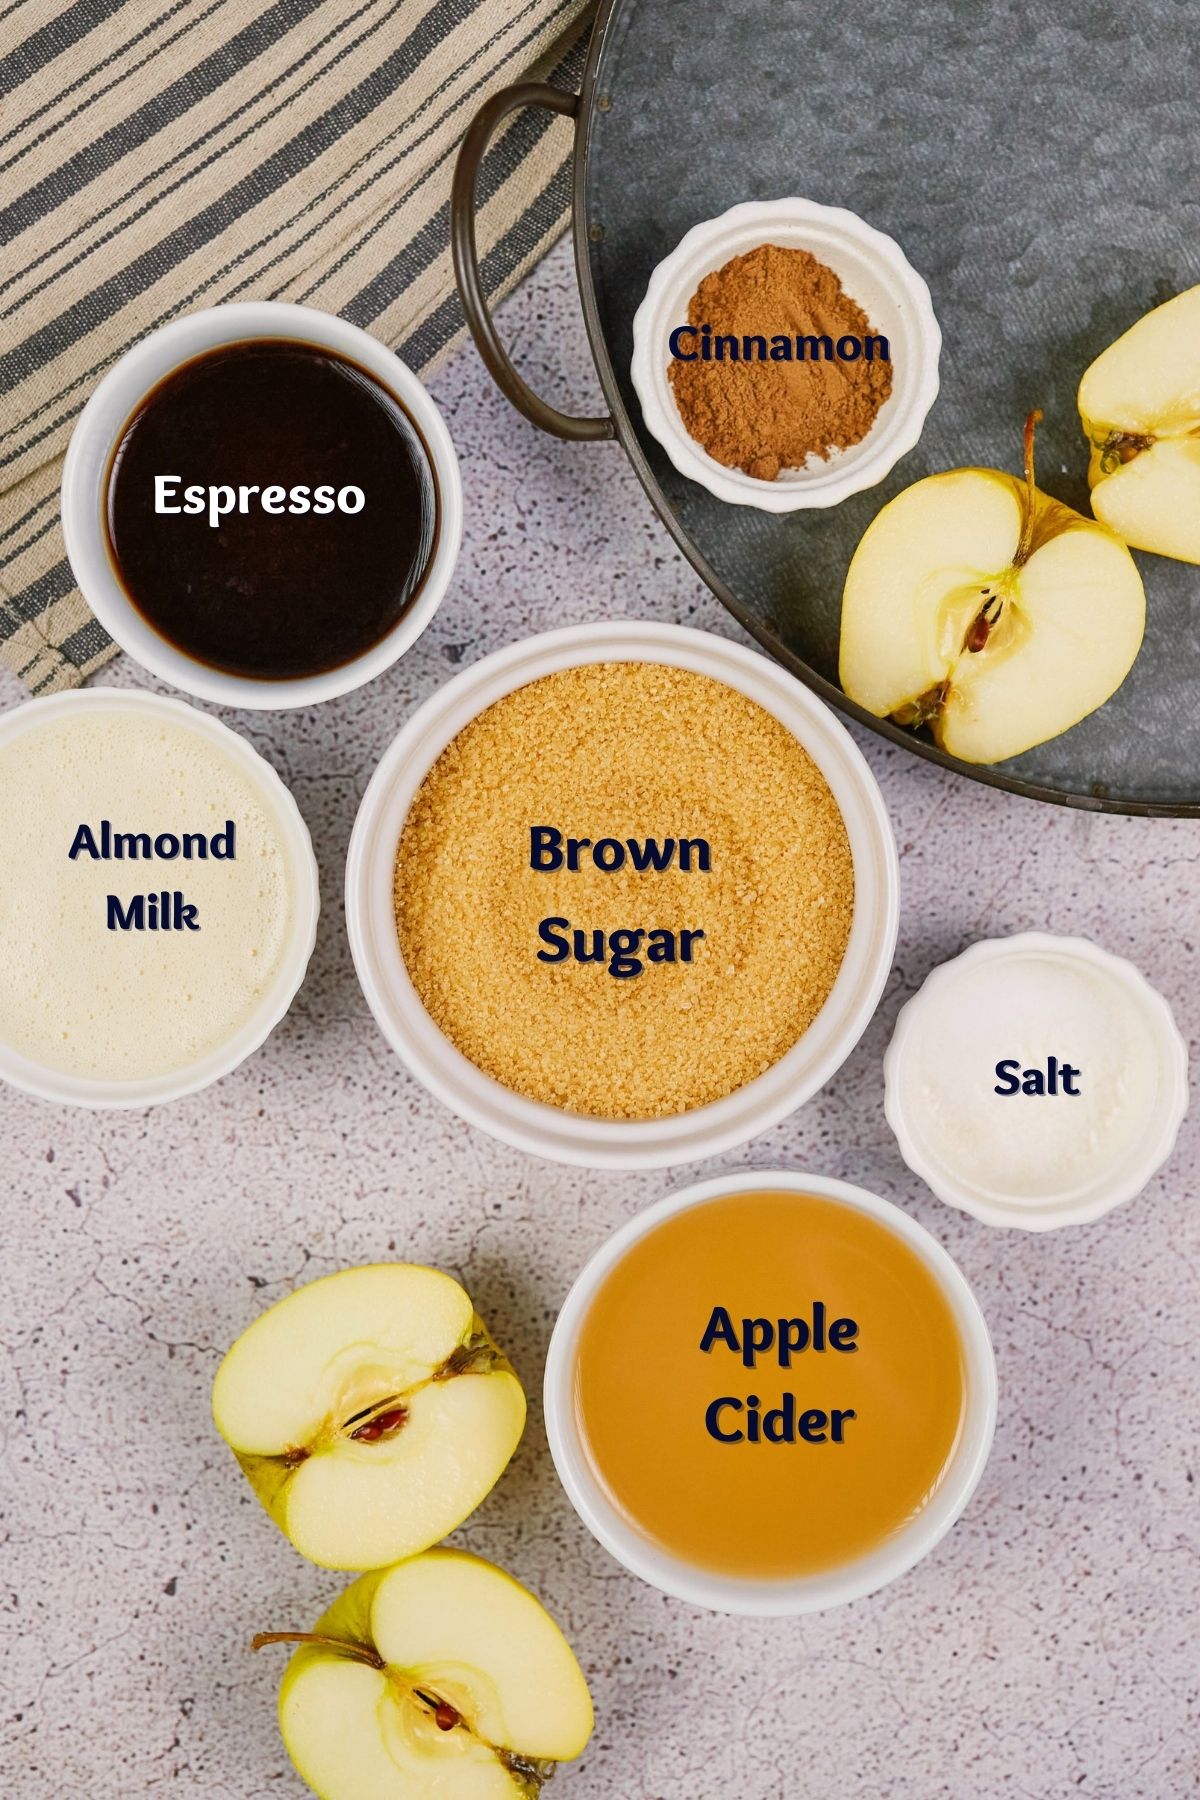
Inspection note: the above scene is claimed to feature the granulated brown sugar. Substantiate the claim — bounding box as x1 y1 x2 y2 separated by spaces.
668 243 893 479
392 663 854 1120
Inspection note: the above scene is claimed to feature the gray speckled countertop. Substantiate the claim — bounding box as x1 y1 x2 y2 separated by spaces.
2 241 1197 1799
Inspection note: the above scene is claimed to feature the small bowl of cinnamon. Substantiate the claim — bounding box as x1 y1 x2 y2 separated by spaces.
631 197 941 511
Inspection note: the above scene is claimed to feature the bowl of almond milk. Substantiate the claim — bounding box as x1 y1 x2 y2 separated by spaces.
0 690 319 1106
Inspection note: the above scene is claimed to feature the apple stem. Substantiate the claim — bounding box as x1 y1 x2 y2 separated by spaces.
251 1632 384 1672
1014 408 1043 567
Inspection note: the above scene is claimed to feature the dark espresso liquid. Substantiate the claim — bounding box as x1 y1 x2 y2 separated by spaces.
105 340 438 680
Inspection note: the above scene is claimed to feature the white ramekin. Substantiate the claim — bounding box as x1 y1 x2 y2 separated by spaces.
884 933 1189 1231
544 1169 997 1614
631 198 941 511
0 689 319 1109
346 620 899 1168
61 302 462 710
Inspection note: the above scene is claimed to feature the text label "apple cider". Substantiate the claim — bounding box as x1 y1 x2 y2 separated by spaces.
699 1303 860 1446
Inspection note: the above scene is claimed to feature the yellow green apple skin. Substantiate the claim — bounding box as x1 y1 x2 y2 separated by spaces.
839 414 1145 764
1079 284 1200 563
211 1265 526 1571
268 1550 594 1799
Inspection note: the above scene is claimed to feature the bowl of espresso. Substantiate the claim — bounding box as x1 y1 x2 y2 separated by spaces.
63 303 462 708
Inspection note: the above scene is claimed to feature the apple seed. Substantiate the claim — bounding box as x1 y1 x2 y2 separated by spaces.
964 592 1004 654
350 1405 409 1443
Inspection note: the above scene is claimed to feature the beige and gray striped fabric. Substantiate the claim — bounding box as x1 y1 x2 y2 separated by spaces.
0 0 592 695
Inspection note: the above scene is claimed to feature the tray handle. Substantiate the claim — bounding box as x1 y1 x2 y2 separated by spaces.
451 82 615 443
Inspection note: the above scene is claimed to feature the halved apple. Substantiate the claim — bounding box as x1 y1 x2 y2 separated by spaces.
839 412 1145 763
260 1549 594 1799
212 1266 526 1570
1079 283 1200 562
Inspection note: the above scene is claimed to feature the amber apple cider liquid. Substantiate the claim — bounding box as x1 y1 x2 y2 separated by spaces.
573 1190 968 1580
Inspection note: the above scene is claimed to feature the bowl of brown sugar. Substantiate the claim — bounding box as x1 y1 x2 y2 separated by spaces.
347 621 898 1168
632 199 941 511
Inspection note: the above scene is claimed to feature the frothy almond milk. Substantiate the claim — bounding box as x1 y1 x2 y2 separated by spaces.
0 704 297 1082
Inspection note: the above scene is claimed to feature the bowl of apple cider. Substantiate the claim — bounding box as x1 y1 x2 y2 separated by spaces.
545 1171 996 1615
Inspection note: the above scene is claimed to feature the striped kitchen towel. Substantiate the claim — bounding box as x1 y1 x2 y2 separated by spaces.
0 0 593 695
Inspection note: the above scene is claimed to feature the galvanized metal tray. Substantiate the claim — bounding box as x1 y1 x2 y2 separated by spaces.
454 0 1200 815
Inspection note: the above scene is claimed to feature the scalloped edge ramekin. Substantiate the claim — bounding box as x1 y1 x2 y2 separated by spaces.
346 620 899 1169
0 690 319 1108
545 1169 997 1614
884 933 1189 1230
631 197 941 511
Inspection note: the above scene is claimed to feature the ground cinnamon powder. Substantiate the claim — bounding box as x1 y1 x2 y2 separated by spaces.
668 244 893 480
392 663 854 1120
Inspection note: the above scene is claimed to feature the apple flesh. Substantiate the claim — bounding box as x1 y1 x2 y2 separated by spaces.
839 412 1145 763
1079 283 1200 563
212 1266 526 1570
261 1549 594 1799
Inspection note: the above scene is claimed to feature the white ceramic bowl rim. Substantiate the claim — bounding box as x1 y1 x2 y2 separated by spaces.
631 197 942 512
60 301 463 710
0 689 320 1108
884 932 1190 1231
544 1168 998 1615
345 620 900 1170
